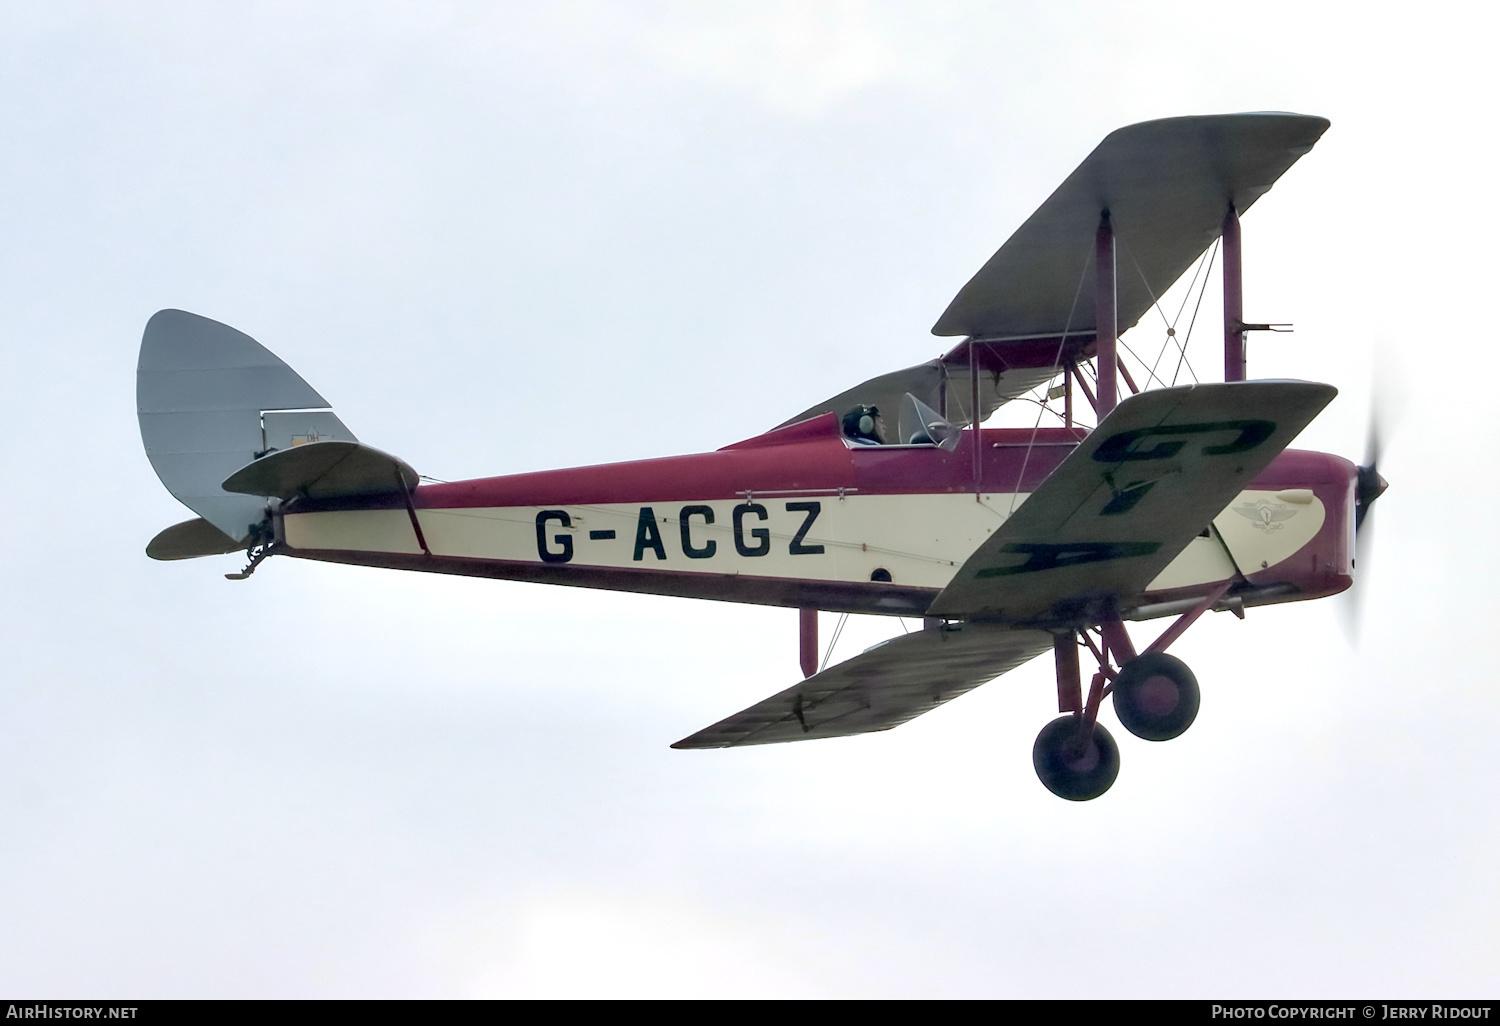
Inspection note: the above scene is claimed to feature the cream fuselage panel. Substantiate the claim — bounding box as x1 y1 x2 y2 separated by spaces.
286 494 1013 590
283 488 1311 597
1212 489 1327 574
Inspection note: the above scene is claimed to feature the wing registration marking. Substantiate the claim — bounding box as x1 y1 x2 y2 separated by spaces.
976 541 1162 578
1091 419 1277 462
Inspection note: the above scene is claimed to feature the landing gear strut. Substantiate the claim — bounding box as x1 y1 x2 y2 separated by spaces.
1034 586 1227 800
1034 629 1127 801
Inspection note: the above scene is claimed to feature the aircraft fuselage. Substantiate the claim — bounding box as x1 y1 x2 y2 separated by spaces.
276 414 1355 623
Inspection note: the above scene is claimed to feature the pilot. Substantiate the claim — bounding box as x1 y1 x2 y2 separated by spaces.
842 403 886 446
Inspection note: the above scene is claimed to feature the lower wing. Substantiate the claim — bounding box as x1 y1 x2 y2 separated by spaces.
672 622 1053 748
927 379 1336 622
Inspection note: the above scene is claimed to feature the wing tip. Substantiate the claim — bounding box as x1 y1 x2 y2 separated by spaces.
670 737 727 750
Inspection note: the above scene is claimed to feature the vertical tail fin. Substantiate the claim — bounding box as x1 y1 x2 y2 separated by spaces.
137 310 356 542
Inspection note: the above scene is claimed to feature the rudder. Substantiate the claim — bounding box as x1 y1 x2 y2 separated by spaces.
137 309 357 543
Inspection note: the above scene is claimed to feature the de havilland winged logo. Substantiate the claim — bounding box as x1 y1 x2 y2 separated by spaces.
137 112 1386 801
1233 499 1300 532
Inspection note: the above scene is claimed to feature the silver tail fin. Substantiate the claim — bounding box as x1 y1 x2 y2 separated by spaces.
137 309 356 543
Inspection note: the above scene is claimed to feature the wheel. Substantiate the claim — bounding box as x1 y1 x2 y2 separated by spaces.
1112 652 1199 741
1032 715 1120 801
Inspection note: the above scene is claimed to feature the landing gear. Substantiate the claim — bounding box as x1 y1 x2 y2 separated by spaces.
1033 715 1120 801
1112 652 1200 741
1035 597 1222 800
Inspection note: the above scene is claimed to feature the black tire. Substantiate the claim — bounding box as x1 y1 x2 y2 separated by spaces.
1032 715 1120 801
1112 652 1200 741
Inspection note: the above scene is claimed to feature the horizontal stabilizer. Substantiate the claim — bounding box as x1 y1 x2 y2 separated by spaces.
221 440 419 501
672 622 1053 748
146 518 247 561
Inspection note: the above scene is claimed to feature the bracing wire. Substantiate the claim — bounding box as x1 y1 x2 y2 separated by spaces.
1007 382 1055 516
1173 240 1217 386
1007 250 1092 515
820 612 850 673
1170 248 1212 331
1005 394 1070 420
1121 239 1218 393
1121 239 1174 335
1119 337 1173 391
1140 249 1212 384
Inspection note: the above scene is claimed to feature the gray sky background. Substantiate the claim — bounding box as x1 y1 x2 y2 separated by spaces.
1 1 1496 998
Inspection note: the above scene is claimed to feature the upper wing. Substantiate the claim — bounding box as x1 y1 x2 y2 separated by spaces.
775 113 1327 435
926 380 1337 622
672 622 1053 748
933 112 1329 339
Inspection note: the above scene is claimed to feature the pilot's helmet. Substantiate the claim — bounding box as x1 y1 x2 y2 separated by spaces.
842 403 882 444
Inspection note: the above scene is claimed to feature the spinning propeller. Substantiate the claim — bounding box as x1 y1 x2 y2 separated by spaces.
1346 401 1390 637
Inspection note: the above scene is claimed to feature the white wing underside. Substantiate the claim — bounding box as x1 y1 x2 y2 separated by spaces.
672 622 1054 749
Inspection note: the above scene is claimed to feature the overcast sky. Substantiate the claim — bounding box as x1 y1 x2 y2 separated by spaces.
1 1 1496 998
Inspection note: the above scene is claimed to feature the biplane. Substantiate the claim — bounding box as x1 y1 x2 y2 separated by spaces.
137 112 1384 800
